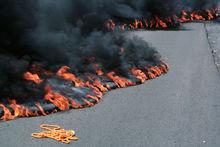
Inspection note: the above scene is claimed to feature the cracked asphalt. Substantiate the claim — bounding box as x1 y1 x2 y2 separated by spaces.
0 22 220 147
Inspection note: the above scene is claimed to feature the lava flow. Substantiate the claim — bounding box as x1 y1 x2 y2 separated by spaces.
106 9 219 30
0 60 169 121
0 0 218 122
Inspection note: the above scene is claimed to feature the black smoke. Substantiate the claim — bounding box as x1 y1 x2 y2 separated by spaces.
0 0 218 103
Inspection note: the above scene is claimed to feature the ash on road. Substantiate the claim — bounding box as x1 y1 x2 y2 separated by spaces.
0 23 220 147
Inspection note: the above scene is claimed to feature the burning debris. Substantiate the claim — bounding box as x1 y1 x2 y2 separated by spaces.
0 0 218 121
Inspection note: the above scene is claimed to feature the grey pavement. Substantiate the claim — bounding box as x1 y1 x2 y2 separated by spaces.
205 18 220 74
0 23 220 147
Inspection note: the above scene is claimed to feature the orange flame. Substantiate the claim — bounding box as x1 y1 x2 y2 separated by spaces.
70 99 82 109
1 60 169 121
44 86 70 111
85 81 103 99
149 66 162 76
86 94 100 102
131 68 148 83
106 72 134 88
9 99 35 118
0 100 35 121
155 16 168 28
146 71 157 79
106 9 218 30
82 99 95 107
35 102 47 116
0 103 15 121
207 9 218 20
57 66 84 87
130 19 144 29
93 80 108 92
93 64 104 76
24 72 42 84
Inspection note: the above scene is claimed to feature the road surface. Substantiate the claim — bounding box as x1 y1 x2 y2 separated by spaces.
0 22 220 147
205 17 220 73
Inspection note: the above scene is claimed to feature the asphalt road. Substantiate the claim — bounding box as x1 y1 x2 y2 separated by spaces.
0 23 220 147
205 17 220 73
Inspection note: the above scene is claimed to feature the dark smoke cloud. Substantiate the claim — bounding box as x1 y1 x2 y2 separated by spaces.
0 0 218 98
